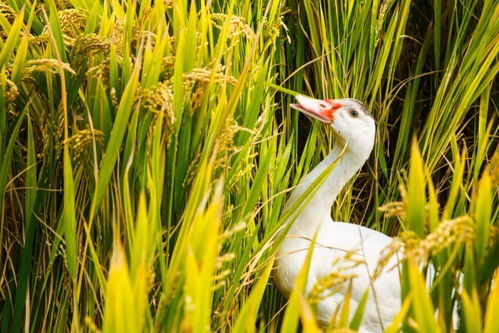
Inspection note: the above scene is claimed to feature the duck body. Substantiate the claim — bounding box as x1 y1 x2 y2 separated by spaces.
275 96 401 332
276 218 401 332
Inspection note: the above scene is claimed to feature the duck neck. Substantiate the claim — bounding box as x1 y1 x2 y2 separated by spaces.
284 143 368 235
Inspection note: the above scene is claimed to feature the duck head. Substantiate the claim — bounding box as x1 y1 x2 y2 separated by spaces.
291 95 376 156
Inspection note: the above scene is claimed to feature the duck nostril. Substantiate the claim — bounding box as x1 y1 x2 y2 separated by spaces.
320 103 327 108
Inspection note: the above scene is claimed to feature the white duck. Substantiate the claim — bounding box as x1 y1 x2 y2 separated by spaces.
275 96 401 332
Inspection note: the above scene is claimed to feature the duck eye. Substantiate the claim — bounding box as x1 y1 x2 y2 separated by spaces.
350 110 359 118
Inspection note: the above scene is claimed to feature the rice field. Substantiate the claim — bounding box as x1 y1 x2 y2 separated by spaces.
0 0 498 332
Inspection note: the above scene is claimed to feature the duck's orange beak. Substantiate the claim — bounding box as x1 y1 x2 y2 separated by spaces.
290 96 342 123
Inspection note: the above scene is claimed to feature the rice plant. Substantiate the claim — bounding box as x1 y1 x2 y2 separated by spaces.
0 0 497 332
